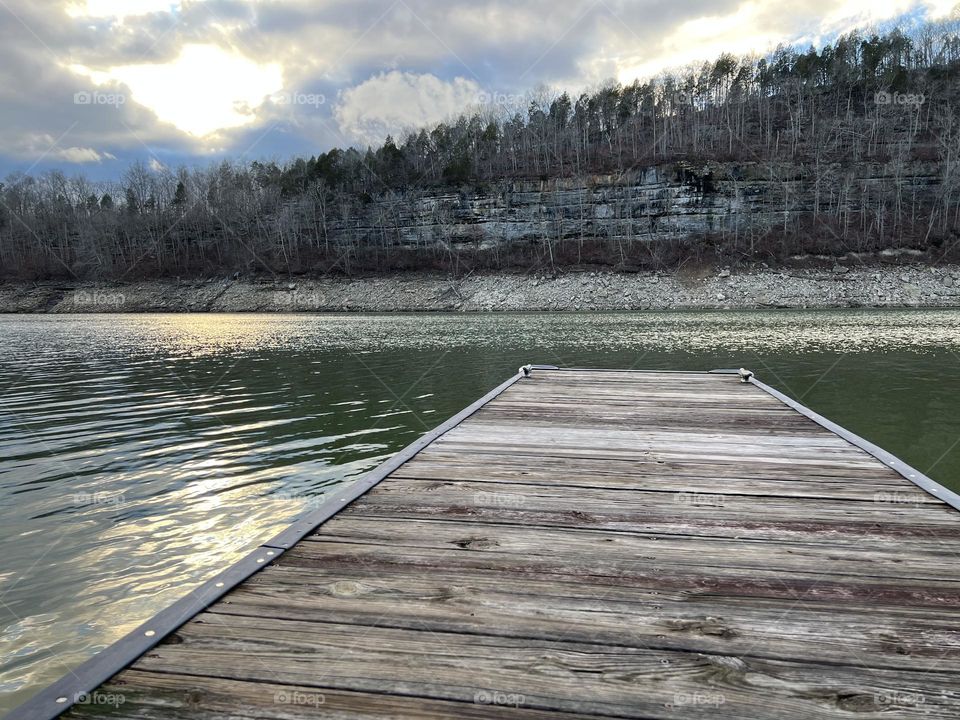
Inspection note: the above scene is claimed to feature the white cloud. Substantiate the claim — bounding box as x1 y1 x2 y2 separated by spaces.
56 147 116 163
66 0 182 19
335 71 483 145
22 134 115 163
617 3 782 83
615 0 960 85
822 0 943 30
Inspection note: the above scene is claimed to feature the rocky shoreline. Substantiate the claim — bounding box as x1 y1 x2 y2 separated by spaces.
2 266 960 313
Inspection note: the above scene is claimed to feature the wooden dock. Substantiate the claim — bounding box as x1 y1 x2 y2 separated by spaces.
16 367 960 719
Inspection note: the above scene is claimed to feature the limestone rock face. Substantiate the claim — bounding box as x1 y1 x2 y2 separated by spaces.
315 163 941 252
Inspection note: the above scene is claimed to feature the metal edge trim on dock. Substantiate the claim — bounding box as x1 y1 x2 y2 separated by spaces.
749 375 960 513
8 370 528 720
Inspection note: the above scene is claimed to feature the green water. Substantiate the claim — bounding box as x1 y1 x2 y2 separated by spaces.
1 310 959 713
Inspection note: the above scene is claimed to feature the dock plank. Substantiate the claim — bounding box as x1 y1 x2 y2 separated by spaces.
391 458 935 500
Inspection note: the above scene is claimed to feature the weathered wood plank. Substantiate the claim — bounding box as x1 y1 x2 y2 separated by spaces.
404 451 916 484
392 458 931 499
282 539 960 609
474 409 831 435
344 479 958 542
305 516 960 582
454 423 856 449
80 671 576 719
430 440 883 470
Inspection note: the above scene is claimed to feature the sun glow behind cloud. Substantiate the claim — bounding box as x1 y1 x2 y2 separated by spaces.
71 44 283 137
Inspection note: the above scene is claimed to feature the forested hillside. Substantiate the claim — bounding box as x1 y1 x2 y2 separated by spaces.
3 17 960 279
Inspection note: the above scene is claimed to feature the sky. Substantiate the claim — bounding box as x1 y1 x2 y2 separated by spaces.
0 0 956 180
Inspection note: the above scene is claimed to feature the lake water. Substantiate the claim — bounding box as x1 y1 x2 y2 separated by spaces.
2 310 960 713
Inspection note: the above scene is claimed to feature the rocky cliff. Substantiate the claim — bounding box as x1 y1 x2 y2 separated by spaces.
311 162 943 264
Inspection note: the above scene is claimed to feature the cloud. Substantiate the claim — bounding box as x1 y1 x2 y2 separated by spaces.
56 147 117 163
17 133 114 164
335 71 483 144
66 0 185 19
